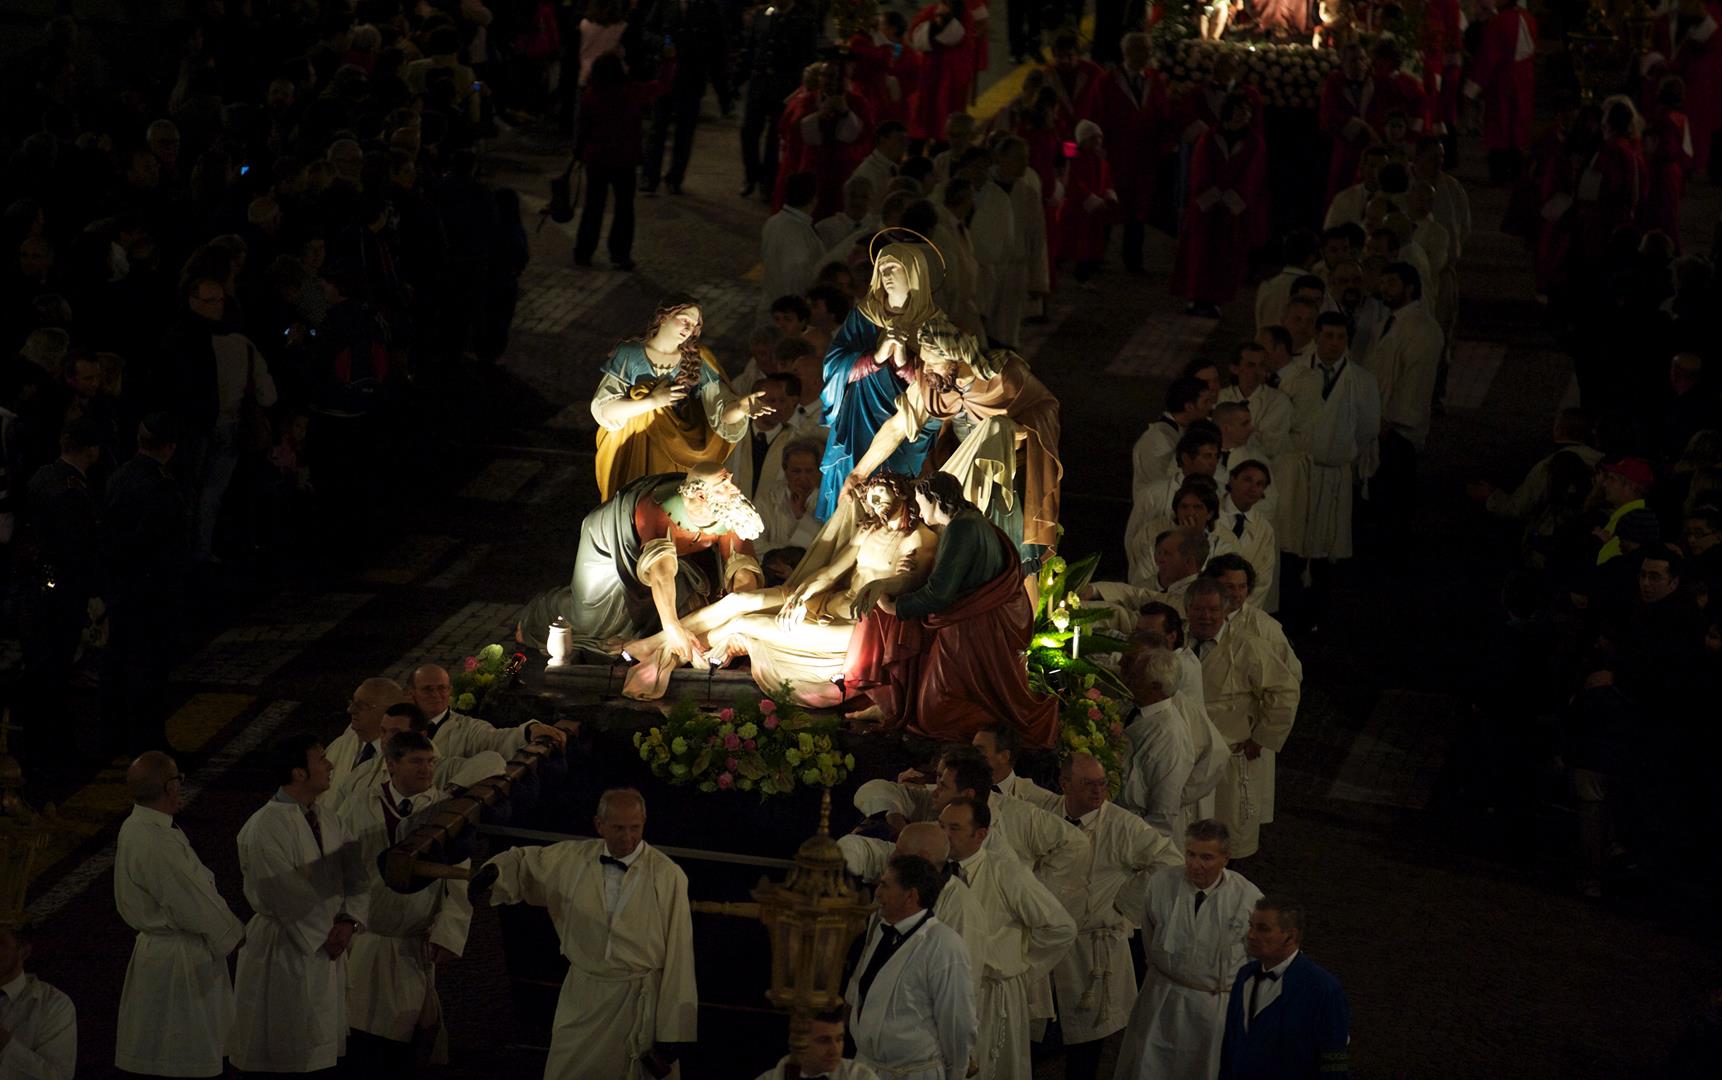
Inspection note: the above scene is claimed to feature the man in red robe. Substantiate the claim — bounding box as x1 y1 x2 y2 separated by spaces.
1422 0 1464 154
908 1 976 143
780 64 875 218
1046 30 1106 129
1646 76 1695 248
1060 120 1118 283
1674 0 1722 175
1087 32 1167 273
1173 93 1268 317
1466 0 1538 183
1575 100 1650 262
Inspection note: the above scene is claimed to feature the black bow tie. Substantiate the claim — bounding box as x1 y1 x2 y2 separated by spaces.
945 859 965 882
1065 815 1084 828
397 797 413 817
600 855 628 870
1254 968 1280 983
990 783 1002 794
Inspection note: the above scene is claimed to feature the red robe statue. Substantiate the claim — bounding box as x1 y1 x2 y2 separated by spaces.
1172 125 1268 305
1468 3 1538 153
908 3 976 142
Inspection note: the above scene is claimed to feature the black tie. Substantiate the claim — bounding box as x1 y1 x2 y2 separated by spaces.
600 855 628 870
398 797 413 817
945 859 965 883
1220 449 1231 467
857 919 912 1011
1066 815 1084 828
1321 363 1343 401
1266 372 1280 389
990 783 1003 794
1196 639 1213 660
751 428 771 489
304 807 323 849
356 742 376 767
1194 890 1207 914
1248 968 1280 1019
1381 314 1396 339
1233 512 1247 538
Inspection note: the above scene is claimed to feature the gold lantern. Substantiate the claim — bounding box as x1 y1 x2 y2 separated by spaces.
692 790 876 1058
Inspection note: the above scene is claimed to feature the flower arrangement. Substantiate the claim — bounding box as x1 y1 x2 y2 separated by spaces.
1165 38 1340 109
1058 680 1133 797
452 644 526 716
1026 553 1131 702
633 694 856 797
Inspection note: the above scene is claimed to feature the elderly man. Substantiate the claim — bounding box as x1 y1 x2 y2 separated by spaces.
1274 311 1380 633
755 1006 881 1079
939 796 1076 1080
1114 819 1262 1080
337 731 472 1070
845 854 977 1080
0 923 75 1080
1185 580 1301 859
974 723 1060 807
475 788 696 1079
408 664 566 764
853 746 1089 913
113 751 244 1079
1219 899 1351 1079
1050 754 1182 1080
1118 648 1229 846
231 733 370 1076
1222 463 1279 612
322 677 404 812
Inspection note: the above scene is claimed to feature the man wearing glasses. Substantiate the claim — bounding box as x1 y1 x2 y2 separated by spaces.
113 751 245 1078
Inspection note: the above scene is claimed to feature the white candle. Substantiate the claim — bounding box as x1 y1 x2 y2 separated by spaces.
1072 624 1081 661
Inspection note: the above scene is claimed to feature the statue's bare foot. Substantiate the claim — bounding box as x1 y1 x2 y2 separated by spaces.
843 705 885 730
514 623 525 645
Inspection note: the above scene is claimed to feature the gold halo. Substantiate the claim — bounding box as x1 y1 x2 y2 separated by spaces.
868 227 947 271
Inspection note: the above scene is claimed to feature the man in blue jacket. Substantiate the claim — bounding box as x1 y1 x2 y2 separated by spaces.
1220 897 1351 1078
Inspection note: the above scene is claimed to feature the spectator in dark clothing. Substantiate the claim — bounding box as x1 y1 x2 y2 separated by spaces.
640 0 730 195
478 187 528 363
574 52 675 270
736 0 820 200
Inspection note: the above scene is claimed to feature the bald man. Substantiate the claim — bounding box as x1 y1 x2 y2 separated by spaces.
114 752 245 1078
407 664 566 765
839 821 994 998
321 677 405 813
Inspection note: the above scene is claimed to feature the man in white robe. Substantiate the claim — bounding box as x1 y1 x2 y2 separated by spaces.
1112 819 1261 1079
754 434 825 550
970 136 1048 350
1274 312 1380 628
761 172 826 313
0 925 75 1080
973 724 1060 809
1221 464 1279 612
1118 649 1228 846
337 731 472 1068
231 732 371 1076
320 676 402 813
1252 230 1320 333
1220 343 1293 459
1125 433 1225 584
845 855 976 1080
939 797 1076 1080
853 747 1089 915
475 788 697 1080
408 664 567 763
1185 581 1301 858
1124 526 1207 605
1202 556 1302 685
1364 262 1444 535
1129 377 1213 507
848 122 906 212
816 175 880 249
754 1008 882 1080
1049 754 1181 1080
113 751 245 1078
837 823 994 1000
723 374 801 504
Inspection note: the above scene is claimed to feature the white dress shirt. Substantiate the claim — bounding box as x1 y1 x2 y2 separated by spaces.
599 842 646 914
0 971 77 1080
1244 949 1300 1030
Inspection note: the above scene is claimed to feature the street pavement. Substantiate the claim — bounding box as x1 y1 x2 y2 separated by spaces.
9 43 1721 1078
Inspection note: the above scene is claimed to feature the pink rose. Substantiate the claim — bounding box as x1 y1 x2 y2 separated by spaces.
718 707 736 722
743 739 757 751
717 772 734 789
462 656 480 672
1085 688 1103 701
763 715 780 730
758 699 778 715
1109 722 1125 738
725 756 740 771
724 733 741 751
1087 707 1104 722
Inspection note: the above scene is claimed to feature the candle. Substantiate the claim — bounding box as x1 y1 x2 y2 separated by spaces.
1072 624 1081 660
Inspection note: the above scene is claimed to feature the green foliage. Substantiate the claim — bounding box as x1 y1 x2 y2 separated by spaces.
632 692 854 798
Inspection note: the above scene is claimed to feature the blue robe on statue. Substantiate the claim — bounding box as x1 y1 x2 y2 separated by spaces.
1219 953 1352 1080
814 308 937 520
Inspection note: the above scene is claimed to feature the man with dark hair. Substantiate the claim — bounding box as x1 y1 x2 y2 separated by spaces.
1255 229 1321 332
762 172 825 312
1133 375 1216 502
1219 898 1351 1078
1127 424 1223 582
231 733 369 1076
938 794 1075 1080
1275 310 1380 632
1115 819 1262 1079
337 728 472 1070
1204 553 1301 679
973 723 1057 806
754 1004 879 1079
1255 325 1296 390
845 853 975 1080
1223 461 1279 610
1222 342 1292 458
